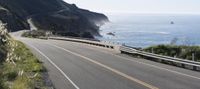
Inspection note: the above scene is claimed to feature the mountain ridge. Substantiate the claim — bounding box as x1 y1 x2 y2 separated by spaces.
0 0 109 37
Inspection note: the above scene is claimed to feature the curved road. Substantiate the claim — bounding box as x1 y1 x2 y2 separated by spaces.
14 36 200 89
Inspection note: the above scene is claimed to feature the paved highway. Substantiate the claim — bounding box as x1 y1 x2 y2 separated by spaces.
15 36 200 89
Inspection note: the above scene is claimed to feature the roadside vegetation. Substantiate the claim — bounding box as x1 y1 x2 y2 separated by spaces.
21 30 46 38
144 45 200 62
0 22 49 89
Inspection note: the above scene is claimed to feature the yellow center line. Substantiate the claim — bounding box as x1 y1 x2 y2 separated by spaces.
51 44 159 89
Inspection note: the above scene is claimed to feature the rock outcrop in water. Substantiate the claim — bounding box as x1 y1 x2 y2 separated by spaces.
0 0 109 37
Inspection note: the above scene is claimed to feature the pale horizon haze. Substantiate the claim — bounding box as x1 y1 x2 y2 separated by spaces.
64 0 200 14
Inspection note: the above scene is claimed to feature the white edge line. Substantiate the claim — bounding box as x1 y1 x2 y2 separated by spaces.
28 44 80 89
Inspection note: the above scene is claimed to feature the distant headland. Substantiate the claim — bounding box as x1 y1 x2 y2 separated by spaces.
0 0 109 38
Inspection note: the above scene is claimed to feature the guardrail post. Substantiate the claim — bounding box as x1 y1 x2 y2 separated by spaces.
192 53 195 61
151 48 154 53
181 64 185 68
193 66 197 71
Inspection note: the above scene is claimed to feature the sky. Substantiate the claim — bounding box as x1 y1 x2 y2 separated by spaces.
64 0 200 14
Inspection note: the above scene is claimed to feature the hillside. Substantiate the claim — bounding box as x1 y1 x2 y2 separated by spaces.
0 0 109 37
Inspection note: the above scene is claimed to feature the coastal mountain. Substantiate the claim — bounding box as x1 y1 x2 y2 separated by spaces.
0 0 109 36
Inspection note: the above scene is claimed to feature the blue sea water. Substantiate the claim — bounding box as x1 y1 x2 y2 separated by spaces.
99 14 200 48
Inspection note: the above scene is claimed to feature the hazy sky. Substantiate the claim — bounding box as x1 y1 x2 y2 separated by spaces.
64 0 200 14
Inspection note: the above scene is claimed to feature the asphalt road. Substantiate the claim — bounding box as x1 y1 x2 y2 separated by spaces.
15 37 200 89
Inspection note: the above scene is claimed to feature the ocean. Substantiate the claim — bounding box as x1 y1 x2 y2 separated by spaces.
98 14 200 48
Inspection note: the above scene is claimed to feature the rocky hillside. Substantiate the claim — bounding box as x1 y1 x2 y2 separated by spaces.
0 0 109 36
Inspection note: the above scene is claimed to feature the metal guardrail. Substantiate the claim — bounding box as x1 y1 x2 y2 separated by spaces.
50 35 101 42
41 36 200 71
120 46 200 71
43 36 121 52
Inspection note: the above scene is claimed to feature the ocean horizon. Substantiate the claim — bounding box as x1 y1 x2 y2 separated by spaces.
99 13 200 48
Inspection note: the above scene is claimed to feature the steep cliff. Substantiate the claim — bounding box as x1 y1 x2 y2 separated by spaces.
0 0 109 36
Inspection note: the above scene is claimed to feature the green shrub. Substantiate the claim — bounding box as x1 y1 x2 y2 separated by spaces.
22 30 46 38
0 80 6 89
6 71 18 81
0 46 7 62
144 45 200 61
12 76 32 89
